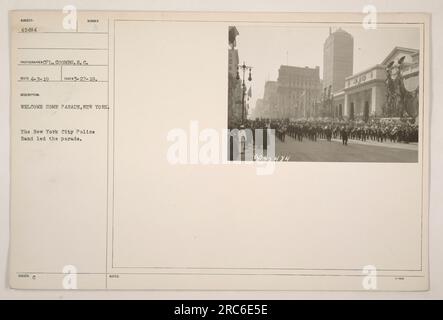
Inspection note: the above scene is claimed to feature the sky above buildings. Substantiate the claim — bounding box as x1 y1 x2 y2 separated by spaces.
233 24 420 112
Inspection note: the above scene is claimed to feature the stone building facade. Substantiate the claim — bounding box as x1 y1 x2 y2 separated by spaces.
332 47 419 121
276 65 322 119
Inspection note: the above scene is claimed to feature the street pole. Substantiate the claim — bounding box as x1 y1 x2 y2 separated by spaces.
241 72 245 123
236 62 252 124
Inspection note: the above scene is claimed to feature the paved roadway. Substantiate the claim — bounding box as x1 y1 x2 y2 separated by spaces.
273 136 418 162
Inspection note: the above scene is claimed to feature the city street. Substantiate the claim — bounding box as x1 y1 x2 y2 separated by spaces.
274 136 418 162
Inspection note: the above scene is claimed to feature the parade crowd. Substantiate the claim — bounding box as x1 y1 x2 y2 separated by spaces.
232 118 419 146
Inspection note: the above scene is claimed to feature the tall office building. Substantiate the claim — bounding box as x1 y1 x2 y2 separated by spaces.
276 65 321 119
323 28 354 93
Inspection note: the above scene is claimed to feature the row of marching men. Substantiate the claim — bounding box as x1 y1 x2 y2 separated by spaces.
230 119 419 144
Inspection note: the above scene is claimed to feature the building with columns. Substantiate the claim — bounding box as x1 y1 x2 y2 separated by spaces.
332 47 419 121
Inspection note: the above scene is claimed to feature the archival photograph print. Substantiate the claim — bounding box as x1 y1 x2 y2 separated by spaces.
227 24 421 162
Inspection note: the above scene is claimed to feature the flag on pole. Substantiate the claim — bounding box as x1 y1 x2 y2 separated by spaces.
247 87 252 98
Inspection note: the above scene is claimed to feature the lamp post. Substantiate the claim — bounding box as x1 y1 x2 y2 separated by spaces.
236 62 252 124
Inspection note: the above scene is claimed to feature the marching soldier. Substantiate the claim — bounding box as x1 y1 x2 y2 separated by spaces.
341 126 349 146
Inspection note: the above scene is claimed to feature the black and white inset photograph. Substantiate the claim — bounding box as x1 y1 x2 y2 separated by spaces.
227 25 421 162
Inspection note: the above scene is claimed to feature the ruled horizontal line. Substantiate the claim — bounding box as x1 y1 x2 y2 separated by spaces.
17 80 108 83
17 64 109 67
17 47 108 50
18 31 109 34
15 271 426 278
